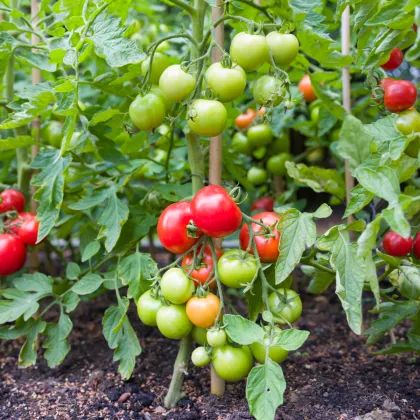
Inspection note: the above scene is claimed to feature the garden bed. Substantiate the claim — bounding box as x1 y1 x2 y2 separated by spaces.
1 287 418 420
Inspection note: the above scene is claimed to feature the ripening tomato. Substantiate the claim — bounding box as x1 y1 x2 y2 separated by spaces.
384 80 417 113
212 345 253 382
253 75 284 107
0 189 25 213
160 268 195 304
267 153 292 177
383 232 413 257
186 292 220 328
207 328 227 347
217 249 258 288
247 124 273 147
298 74 316 103
157 201 201 254
230 32 269 72
266 32 299 66
206 62 247 102
18 215 40 246
129 93 166 131
156 304 193 339
0 233 27 276
159 64 196 103
232 132 254 155
182 244 223 287
268 288 303 325
235 108 256 130
42 121 63 148
247 167 268 185
380 48 404 71
191 185 242 238
137 290 163 326
188 99 227 137
192 346 211 367
251 197 274 213
239 212 281 263
413 233 420 259
141 52 170 84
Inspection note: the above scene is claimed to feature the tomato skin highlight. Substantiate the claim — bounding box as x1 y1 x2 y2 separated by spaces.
129 93 166 131
384 80 417 113
266 32 299 66
268 288 303 325
0 189 25 213
191 185 242 238
239 212 281 263
218 249 258 288
159 64 196 103
380 48 403 71
235 108 256 130
230 32 269 72
0 233 27 276
137 290 163 326
207 329 227 347
156 304 193 339
251 197 274 212
181 244 223 287
212 345 254 382
160 268 195 304
413 233 420 259
157 201 201 254
298 74 316 103
186 292 220 328
187 99 227 137
383 232 413 257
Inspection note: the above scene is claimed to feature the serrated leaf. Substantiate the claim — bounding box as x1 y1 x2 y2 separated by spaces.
13 272 53 294
42 313 72 367
357 215 383 259
68 187 113 210
224 314 264 345
344 185 375 218
72 273 103 295
274 329 309 351
16 50 57 72
399 265 420 300
89 109 121 126
18 320 46 367
102 298 130 349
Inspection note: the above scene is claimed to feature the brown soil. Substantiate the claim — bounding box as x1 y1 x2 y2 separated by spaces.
1 288 419 420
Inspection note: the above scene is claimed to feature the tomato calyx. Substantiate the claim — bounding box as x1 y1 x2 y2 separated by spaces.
187 220 201 239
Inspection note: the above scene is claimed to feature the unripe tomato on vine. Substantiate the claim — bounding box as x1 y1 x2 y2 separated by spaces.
266 32 299 66
141 52 170 84
156 304 193 339
298 74 316 103
230 32 269 72
212 345 254 382
187 99 227 137
268 288 303 325
159 64 196 103
129 93 166 131
253 75 285 107
247 166 268 185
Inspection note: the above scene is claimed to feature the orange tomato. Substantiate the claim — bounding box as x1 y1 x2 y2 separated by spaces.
257 107 266 116
186 293 220 328
298 74 316 103
235 108 256 130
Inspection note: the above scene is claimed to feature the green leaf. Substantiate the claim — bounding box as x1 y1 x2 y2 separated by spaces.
81 241 101 262
102 298 130 349
14 272 53 294
42 313 72 367
399 265 420 300
382 204 411 238
18 320 46 367
62 291 80 313
0 136 37 150
246 360 286 420
224 314 264 345
72 273 103 295
66 262 81 280
153 183 193 202
302 265 335 294
97 192 129 252
16 50 57 72
89 109 121 126
246 277 263 322
357 215 383 259
68 187 113 210
344 185 375 218
366 254 380 309
274 328 309 351
376 249 401 268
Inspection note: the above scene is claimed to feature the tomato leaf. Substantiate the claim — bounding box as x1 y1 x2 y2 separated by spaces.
343 185 375 218
81 241 101 262
0 136 37 150
246 360 286 420
102 298 130 349
224 314 265 345
66 262 81 280
72 273 103 295
302 265 335 294
18 320 46 367
273 328 310 351
399 265 420 300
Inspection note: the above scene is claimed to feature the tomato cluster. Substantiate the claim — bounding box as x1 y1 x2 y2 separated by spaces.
377 78 418 113
383 231 420 258
0 190 42 276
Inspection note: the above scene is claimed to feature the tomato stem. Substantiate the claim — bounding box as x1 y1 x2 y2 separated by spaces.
208 240 225 325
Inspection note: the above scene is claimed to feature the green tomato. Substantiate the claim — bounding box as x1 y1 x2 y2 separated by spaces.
129 93 166 131
156 304 193 339
250 327 288 364
306 148 325 164
187 99 227 137
149 86 174 112
192 326 208 345
230 32 269 72
247 167 268 185
160 267 194 304
212 345 254 382
405 138 420 158
271 133 290 154
268 288 302 325
253 75 285 107
159 65 196 103
137 290 163 327
247 124 273 147
396 109 420 158
267 153 292 177
266 33 299 66
206 62 247 102
330 128 341 143
42 121 63 148
192 347 211 367
218 249 258 288
207 329 227 347
232 132 253 155
310 107 320 124
141 52 170 84
252 146 267 160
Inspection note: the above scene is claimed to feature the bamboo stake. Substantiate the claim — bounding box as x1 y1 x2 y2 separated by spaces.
209 0 225 397
341 6 354 224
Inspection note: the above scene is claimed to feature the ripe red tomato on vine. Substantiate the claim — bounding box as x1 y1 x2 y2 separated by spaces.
251 197 274 213
380 48 404 71
0 190 25 213
384 80 417 113
0 233 27 276
383 232 413 256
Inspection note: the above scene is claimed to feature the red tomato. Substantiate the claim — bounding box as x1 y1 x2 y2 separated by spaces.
381 48 403 71
0 190 25 213
384 80 417 113
0 233 27 276
239 212 281 263
191 185 242 238
383 232 413 257
414 233 420 259
235 108 256 130
182 244 223 287
18 215 40 246
6 212 35 235
186 292 220 328
251 197 274 213
157 202 202 254
298 75 316 103
380 78 395 90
